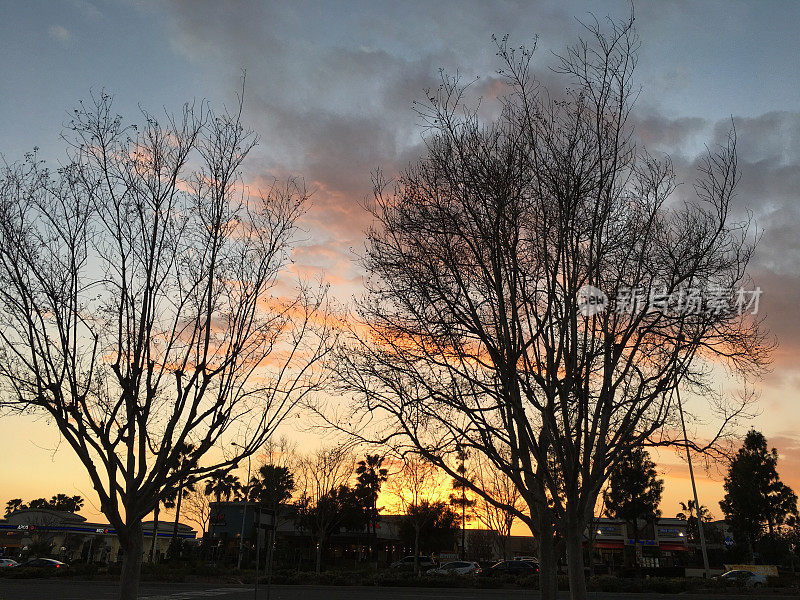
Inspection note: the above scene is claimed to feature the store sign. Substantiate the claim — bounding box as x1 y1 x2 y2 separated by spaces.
596 526 617 535
625 539 657 546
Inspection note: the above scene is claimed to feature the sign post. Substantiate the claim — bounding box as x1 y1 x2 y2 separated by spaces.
253 508 275 600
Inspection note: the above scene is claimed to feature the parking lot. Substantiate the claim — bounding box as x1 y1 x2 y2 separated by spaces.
1 580 799 600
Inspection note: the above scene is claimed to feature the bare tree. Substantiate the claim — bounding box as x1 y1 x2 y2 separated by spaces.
0 87 334 599
295 446 356 573
388 457 449 575
332 14 769 600
474 454 525 560
182 484 212 540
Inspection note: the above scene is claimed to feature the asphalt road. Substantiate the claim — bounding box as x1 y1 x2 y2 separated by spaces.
0 580 798 600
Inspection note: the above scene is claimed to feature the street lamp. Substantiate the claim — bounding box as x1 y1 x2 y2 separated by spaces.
675 378 711 579
232 442 251 570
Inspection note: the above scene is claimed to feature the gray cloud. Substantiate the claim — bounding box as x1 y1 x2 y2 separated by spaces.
162 1 800 382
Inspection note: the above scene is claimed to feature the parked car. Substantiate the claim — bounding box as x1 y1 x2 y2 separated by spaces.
0 558 19 568
390 555 436 569
484 559 539 576
716 570 767 587
16 558 69 570
427 560 481 575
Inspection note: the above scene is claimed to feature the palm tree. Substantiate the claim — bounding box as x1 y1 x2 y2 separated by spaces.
677 499 713 544
204 471 242 503
148 444 198 563
203 470 241 560
355 455 388 568
4 498 25 517
148 487 173 563
49 494 84 512
164 443 197 559
250 464 295 509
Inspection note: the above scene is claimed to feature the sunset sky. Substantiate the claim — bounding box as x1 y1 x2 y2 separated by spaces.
1 0 799 530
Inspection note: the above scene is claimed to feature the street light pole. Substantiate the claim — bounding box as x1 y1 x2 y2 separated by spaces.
233 442 252 571
676 384 711 579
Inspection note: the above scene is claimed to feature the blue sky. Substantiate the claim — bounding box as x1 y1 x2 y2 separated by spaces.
1 0 799 521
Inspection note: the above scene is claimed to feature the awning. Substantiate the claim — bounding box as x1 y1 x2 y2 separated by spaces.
660 543 688 551
594 541 624 549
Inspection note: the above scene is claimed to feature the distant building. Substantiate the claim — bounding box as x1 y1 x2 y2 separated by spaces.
206 501 409 567
588 517 689 571
206 501 537 566
0 508 196 562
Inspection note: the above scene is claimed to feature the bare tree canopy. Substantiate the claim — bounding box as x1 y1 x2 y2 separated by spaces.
474 453 525 560
295 446 357 574
0 86 334 599
332 14 770 600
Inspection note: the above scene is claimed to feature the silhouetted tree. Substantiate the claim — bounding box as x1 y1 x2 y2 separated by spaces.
720 430 798 559
334 14 768 600
205 471 242 503
355 454 388 567
48 494 85 512
182 484 212 539
295 447 356 573
4 498 24 517
475 453 525 560
676 499 715 545
250 464 295 509
448 445 476 559
4 494 84 515
389 457 449 574
164 443 197 559
0 84 334 599
604 448 663 568
398 501 460 558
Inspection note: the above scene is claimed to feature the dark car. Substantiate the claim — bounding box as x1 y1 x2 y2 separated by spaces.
485 559 539 576
16 558 69 570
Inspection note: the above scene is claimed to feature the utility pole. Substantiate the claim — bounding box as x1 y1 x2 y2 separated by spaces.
233 442 252 570
676 384 711 579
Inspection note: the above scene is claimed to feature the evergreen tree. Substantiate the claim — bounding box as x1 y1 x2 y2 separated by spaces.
449 445 476 559
720 430 798 559
603 448 663 567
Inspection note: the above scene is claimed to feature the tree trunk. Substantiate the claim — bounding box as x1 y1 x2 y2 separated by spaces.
413 526 421 576
315 535 322 574
535 513 558 600
119 520 144 600
565 518 587 600
170 482 184 559
148 504 160 564
460 501 466 560
371 512 379 570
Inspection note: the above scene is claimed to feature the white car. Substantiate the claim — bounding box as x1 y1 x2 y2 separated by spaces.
428 560 481 575
0 558 19 567
718 570 767 587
